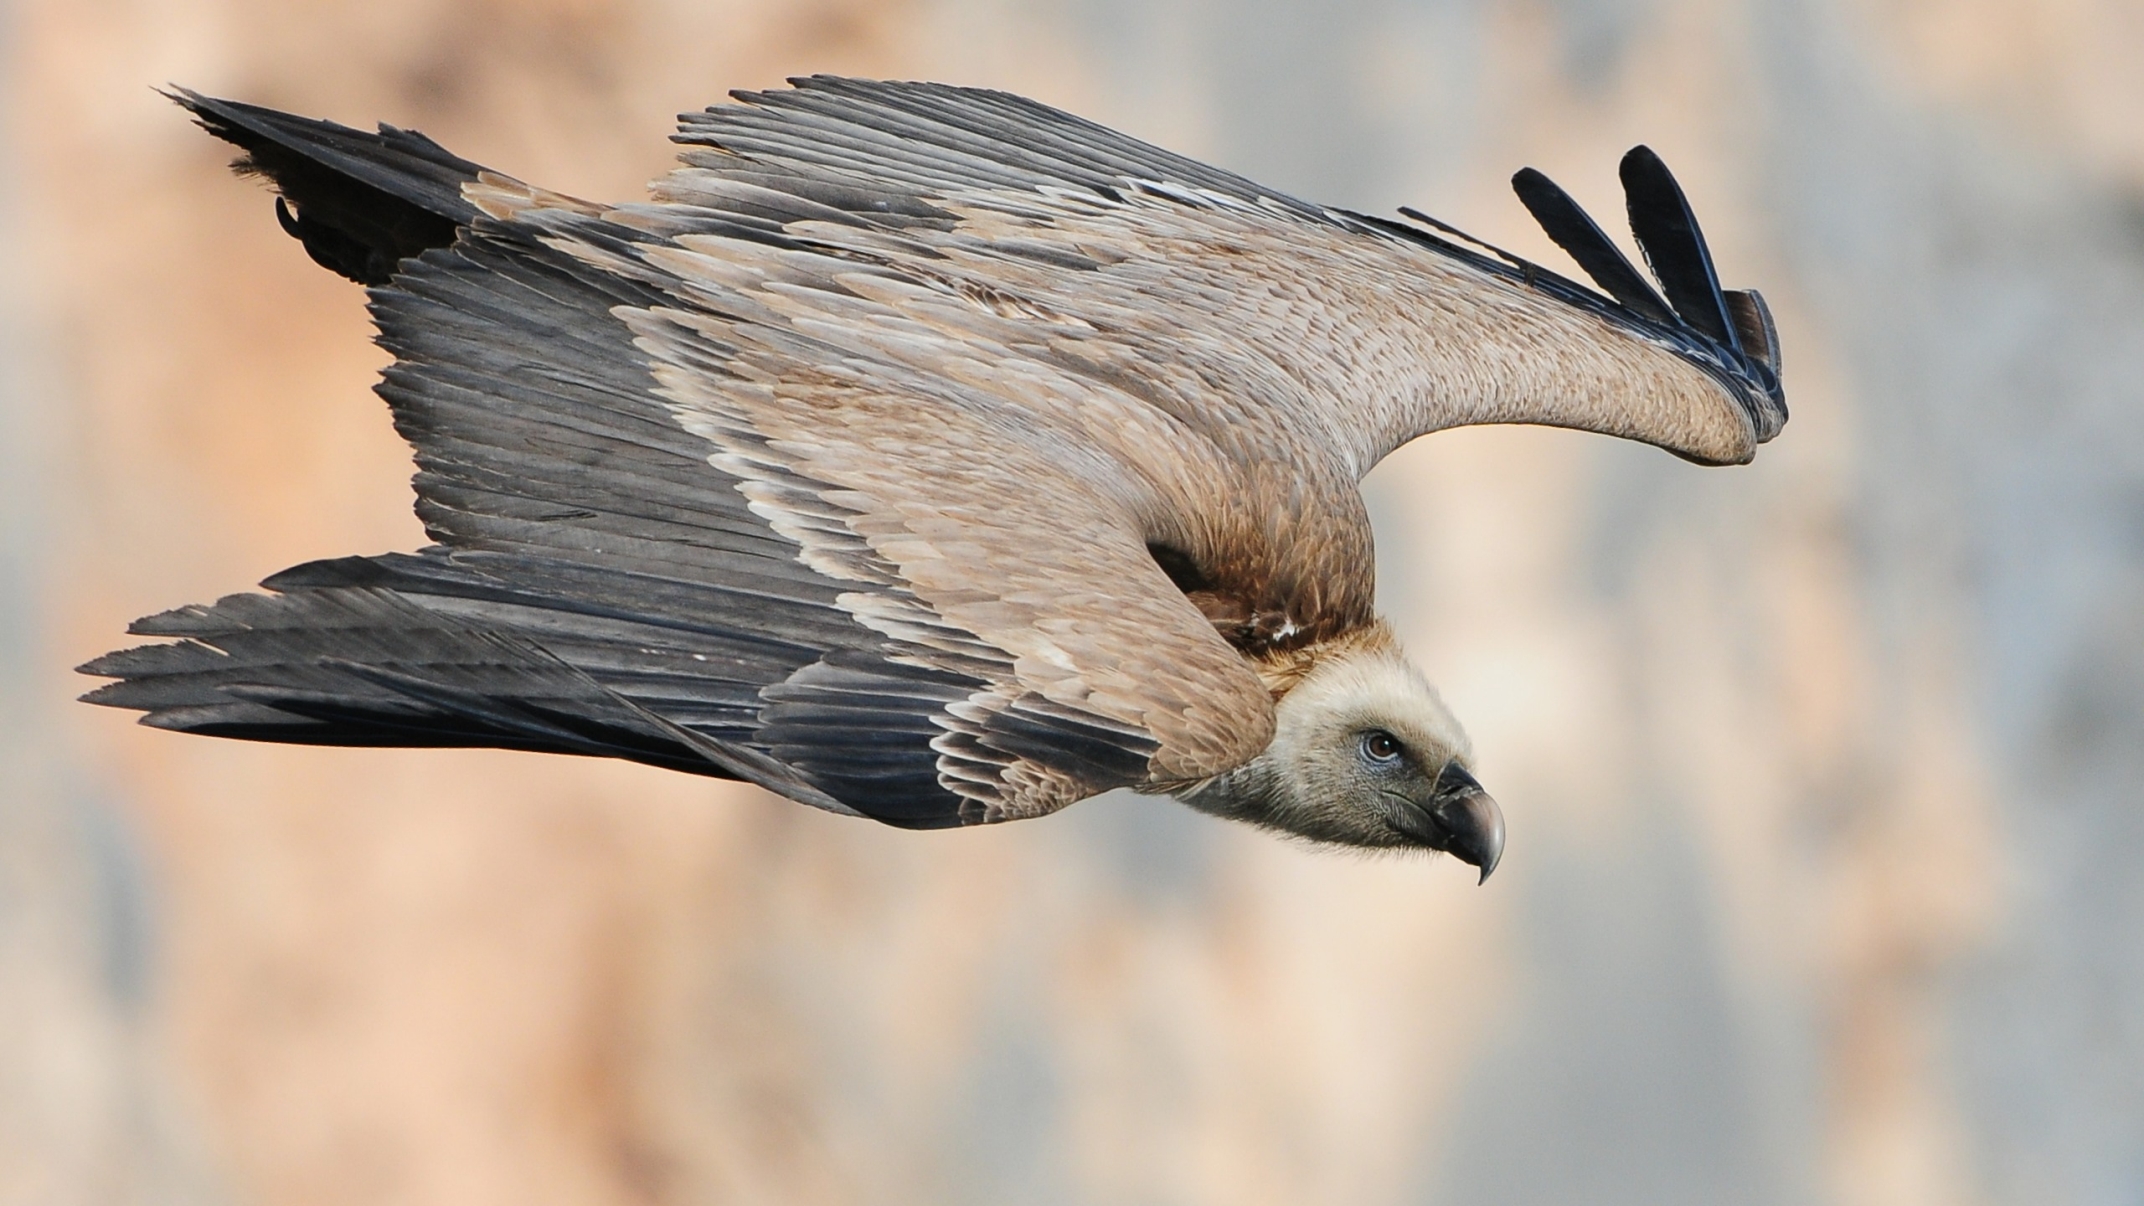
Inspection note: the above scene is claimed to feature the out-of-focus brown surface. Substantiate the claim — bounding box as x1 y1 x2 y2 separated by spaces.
8 0 2144 1203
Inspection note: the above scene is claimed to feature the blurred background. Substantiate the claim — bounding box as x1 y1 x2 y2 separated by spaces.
5 0 2143 1201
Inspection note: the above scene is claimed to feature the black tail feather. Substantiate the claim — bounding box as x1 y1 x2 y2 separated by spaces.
167 88 483 285
1617 146 1738 350
1510 167 1676 325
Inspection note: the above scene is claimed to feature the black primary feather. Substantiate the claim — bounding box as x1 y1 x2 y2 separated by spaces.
167 88 480 284
1617 146 1738 350
1722 289 1780 374
1500 166 1680 324
1509 167 1676 325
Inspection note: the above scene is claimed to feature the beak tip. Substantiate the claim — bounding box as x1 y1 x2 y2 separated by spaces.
1474 836 1502 885
1443 787 1504 885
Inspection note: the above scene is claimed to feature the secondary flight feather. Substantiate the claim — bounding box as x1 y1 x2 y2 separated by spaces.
81 77 1786 880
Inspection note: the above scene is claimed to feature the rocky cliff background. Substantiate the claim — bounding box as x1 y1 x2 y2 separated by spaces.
6 0 2142 1202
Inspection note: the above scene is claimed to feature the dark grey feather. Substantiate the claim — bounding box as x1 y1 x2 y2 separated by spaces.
168 89 479 284
1510 167 1675 324
1618 145 1739 350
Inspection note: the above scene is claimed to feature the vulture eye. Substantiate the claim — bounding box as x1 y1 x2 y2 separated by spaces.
1360 730 1404 765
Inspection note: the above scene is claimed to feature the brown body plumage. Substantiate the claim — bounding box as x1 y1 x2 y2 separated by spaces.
80 78 1784 880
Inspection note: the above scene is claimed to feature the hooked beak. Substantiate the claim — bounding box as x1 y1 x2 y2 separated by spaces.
1407 762 1505 884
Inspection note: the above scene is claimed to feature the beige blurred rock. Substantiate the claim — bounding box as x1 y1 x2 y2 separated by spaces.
17 0 2140 1203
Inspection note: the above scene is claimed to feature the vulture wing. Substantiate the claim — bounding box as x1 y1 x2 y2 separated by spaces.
652 77 1784 472
85 87 1280 827
84 78 1786 826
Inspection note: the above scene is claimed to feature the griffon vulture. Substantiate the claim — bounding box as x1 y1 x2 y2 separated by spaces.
81 77 1786 881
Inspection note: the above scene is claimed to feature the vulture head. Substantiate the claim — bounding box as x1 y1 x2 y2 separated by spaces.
1183 636 1505 880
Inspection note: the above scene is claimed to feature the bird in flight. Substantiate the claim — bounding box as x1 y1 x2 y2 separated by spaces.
81 77 1785 882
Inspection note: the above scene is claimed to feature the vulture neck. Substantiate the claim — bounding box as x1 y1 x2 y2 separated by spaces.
1248 620 1401 699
